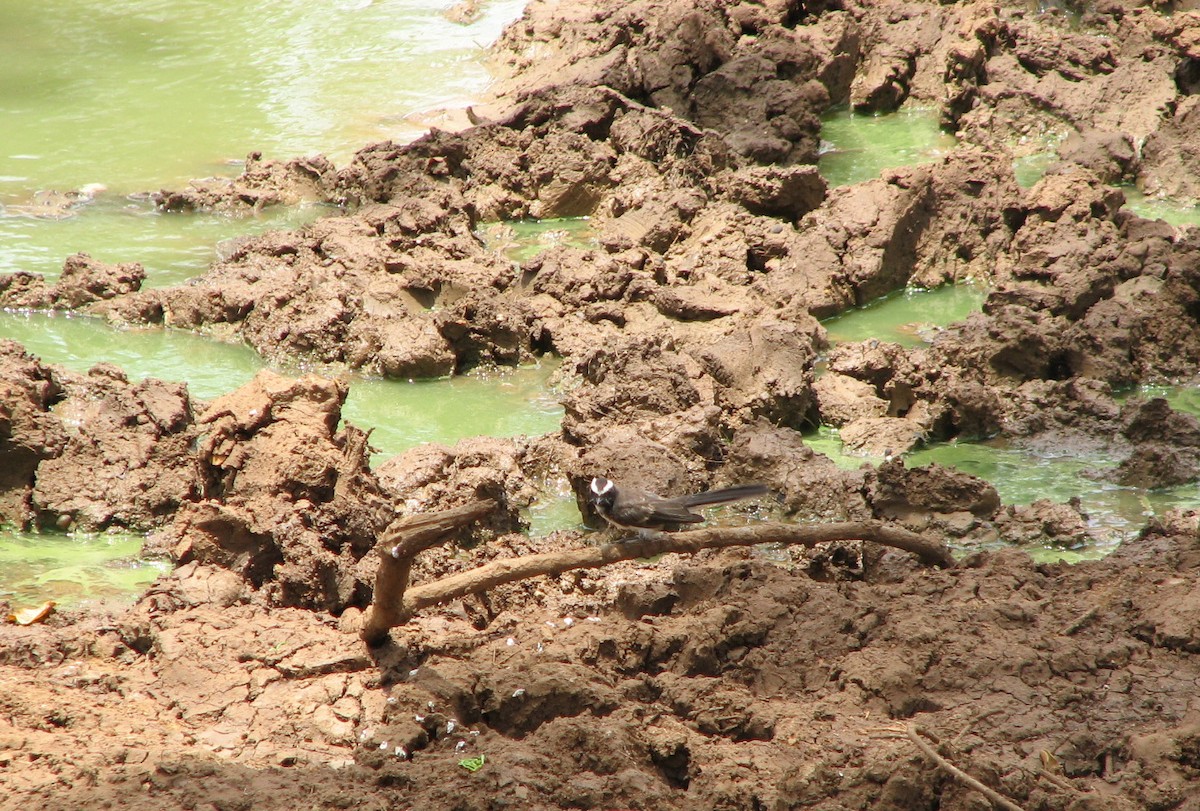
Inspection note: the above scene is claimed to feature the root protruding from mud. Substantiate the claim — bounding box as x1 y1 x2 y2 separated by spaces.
905 723 1028 811
361 499 499 646
361 508 957 646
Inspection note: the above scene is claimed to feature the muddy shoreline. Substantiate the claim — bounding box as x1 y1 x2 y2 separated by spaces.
3 0 1200 808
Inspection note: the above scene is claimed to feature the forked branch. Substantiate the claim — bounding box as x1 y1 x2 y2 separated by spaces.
906 724 1028 811
360 508 956 646
360 499 498 646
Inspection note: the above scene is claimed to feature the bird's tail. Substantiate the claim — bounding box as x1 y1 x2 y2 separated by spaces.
680 483 770 508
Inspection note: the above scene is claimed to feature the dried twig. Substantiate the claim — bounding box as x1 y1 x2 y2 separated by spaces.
360 515 956 644
1037 768 1081 794
1062 606 1098 636
906 723 1027 811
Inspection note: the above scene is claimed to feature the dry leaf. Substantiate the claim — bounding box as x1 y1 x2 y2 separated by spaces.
6 600 56 625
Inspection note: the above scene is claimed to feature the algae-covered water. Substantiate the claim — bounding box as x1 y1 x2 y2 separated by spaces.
4 32 1200 606
818 107 957 189
0 1 541 607
821 282 987 348
814 108 1200 562
0 0 525 282
0 310 564 454
0 531 169 609
823 107 1200 229
0 309 564 607
1 0 524 192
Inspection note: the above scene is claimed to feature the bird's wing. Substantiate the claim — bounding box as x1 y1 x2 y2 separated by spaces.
624 492 705 524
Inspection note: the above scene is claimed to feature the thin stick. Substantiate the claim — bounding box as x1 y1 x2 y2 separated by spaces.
906 723 1027 811
1062 607 1098 636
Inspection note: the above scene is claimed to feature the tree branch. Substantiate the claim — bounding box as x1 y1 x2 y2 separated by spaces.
361 518 956 644
360 499 497 646
906 724 1027 811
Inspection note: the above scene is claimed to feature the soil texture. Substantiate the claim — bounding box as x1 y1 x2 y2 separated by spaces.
3 0 1200 809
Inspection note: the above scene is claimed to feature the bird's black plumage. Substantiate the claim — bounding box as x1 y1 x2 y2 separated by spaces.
589 477 769 536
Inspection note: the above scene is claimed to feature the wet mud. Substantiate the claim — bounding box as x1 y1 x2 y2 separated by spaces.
3 0 1200 808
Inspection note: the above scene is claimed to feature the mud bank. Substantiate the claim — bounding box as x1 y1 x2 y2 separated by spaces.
3 0 1200 809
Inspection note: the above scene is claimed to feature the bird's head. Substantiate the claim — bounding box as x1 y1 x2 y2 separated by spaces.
589 476 616 510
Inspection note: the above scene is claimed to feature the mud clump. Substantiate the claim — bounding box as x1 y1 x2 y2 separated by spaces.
0 341 68 527
146 370 393 612
0 342 195 532
3 0 1200 809
375 435 537 536
0 252 146 312
152 151 339 214
33 365 197 533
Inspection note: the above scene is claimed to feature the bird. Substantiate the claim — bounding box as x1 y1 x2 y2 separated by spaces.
588 476 770 538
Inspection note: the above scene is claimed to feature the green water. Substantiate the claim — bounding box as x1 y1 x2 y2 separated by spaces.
0 1 539 606
525 475 586 538
812 108 1200 560
493 217 596 263
818 107 958 188
0 311 267 400
0 0 525 281
1122 188 1200 229
821 107 1200 232
0 310 564 606
813 290 1200 560
907 441 1137 557
0 311 563 458
0 530 169 608
1145 383 1200 415
807 422 1193 561
1013 150 1060 189
0 0 524 193
1 197 328 287
821 282 987 348
345 362 564 457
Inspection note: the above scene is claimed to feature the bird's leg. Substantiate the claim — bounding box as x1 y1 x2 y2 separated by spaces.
634 527 666 541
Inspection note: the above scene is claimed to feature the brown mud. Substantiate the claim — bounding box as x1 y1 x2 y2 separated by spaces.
3 0 1200 809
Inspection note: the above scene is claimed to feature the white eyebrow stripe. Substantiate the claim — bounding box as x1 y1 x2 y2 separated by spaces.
590 478 614 495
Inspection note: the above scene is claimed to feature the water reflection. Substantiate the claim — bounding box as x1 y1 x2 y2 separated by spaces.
0 0 526 194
